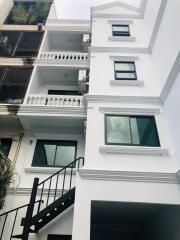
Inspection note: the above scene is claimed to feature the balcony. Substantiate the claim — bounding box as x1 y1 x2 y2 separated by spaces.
24 66 88 112
26 94 84 107
38 31 90 65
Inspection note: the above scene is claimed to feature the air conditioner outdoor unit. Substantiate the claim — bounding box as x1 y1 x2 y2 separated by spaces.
82 34 90 52
78 69 88 93
0 36 12 55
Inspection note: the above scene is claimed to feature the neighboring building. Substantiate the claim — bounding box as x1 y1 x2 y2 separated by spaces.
0 0 180 240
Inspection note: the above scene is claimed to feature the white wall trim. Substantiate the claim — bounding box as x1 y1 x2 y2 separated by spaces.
92 13 142 19
90 46 149 53
107 20 133 25
109 56 139 61
160 51 180 103
98 107 160 115
108 36 136 42
79 169 180 184
139 0 148 17
148 0 168 52
85 95 161 104
25 167 77 175
110 80 144 87
99 145 169 156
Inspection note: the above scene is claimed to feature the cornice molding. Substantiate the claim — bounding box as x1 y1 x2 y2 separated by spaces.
85 95 161 104
89 46 149 53
99 107 160 115
160 51 180 103
25 167 77 175
91 2 139 13
99 145 168 156
148 0 168 52
79 169 180 184
45 25 91 32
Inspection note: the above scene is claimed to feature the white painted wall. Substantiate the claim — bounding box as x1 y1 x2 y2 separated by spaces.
164 72 180 169
92 17 149 48
151 0 180 90
15 133 85 189
0 0 13 25
89 52 160 96
72 175 180 240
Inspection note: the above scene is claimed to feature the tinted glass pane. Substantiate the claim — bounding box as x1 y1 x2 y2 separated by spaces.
15 32 44 57
0 31 20 56
55 145 76 166
115 72 136 79
115 63 135 71
32 140 77 167
5 2 51 25
0 67 32 103
106 116 131 144
0 138 12 156
113 26 129 32
134 117 160 146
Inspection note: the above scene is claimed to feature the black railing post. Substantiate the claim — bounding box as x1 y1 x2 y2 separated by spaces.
22 177 39 240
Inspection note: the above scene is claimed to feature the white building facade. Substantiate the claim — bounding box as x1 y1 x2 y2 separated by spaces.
0 0 180 240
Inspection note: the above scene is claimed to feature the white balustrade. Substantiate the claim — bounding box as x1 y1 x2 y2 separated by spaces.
39 52 88 62
26 94 84 107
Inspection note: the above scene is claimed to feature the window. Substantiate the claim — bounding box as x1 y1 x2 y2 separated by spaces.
32 140 77 167
112 25 130 37
0 67 32 103
0 31 44 57
0 138 12 156
48 90 81 96
105 115 160 147
114 62 137 80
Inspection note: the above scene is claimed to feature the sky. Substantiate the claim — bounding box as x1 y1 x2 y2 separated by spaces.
54 0 140 19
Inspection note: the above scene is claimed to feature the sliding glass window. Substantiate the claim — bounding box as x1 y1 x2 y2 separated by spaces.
32 140 77 167
105 115 160 147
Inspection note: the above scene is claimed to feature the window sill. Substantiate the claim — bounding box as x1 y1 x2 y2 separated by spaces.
108 36 136 42
110 80 144 86
25 167 77 175
99 145 169 156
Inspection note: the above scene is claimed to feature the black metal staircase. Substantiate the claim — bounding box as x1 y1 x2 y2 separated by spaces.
0 157 84 240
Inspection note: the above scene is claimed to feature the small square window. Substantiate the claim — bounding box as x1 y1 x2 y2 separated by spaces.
105 115 160 147
112 24 130 37
32 140 77 168
114 62 137 80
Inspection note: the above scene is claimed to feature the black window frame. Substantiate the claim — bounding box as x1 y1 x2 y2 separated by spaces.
114 61 137 80
112 24 130 37
105 115 160 147
32 140 78 168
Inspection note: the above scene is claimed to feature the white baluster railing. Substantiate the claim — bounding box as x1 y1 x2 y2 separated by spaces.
39 52 88 62
26 94 84 107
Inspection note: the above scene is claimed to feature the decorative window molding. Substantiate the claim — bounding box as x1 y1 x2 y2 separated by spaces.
109 56 139 61
108 20 133 25
99 145 169 156
110 80 144 86
108 36 136 42
99 107 160 115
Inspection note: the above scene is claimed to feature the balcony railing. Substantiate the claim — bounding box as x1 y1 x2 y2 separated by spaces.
26 94 84 107
38 51 88 62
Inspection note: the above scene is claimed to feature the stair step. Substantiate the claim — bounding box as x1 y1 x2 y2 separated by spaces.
32 188 75 231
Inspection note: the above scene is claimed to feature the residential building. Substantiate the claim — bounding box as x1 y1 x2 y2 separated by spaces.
0 0 180 240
